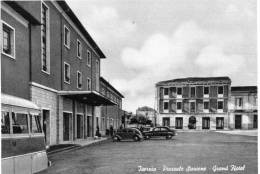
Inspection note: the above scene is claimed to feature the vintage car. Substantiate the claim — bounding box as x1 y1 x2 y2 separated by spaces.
113 128 143 142
142 126 176 140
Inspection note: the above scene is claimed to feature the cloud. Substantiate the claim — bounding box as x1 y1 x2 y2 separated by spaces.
116 21 249 112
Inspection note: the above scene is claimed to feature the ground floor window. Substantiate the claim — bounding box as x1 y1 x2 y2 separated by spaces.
216 117 224 129
162 117 170 127
76 114 84 139
175 117 183 129
253 115 257 129
235 115 242 129
188 116 196 129
63 112 72 141
202 117 210 129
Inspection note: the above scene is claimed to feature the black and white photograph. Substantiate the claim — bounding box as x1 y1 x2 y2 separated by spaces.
0 0 258 173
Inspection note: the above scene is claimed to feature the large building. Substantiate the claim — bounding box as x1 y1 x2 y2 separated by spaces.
156 77 231 130
1 1 121 146
229 86 257 129
136 106 156 125
100 77 124 135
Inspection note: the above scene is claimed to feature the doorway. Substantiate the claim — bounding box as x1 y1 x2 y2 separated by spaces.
175 117 183 129
42 109 50 144
202 117 210 129
235 115 242 129
76 114 84 139
188 116 196 129
253 115 257 129
87 116 91 137
216 117 224 129
162 117 170 127
63 112 72 141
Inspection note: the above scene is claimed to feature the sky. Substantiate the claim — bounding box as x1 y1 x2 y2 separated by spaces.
67 0 257 113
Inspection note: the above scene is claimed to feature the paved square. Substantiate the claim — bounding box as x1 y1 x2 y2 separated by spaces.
38 132 257 174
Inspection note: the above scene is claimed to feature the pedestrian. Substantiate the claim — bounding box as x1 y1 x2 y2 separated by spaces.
95 126 101 137
110 125 114 136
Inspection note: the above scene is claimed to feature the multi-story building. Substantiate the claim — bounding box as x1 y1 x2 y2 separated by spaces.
229 86 257 130
136 106 156 125
1 1 116 146
100 77 124 134
156 77 231 130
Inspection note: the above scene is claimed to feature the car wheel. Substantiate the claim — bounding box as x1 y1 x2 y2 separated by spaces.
133 136 140 141
145 135 151 140
166 135 172 139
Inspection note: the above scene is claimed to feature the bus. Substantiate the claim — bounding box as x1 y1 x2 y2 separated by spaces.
1 94 48 174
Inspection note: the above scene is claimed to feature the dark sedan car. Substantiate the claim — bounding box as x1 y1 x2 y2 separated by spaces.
142 126 176 140
113 128 143 142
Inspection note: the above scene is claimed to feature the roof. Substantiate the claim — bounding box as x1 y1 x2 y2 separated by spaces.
231 86 257 93
156 76 231 86
100 77 124 98
4 1 41 25
137 106 155 112
1 93 40 110
57 1 106 58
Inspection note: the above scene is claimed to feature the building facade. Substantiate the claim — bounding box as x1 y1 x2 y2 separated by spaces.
229 86 257 130
1 1 116 146
156 77 231 130
100 77 124 135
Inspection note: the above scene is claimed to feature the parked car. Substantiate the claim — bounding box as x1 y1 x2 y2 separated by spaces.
142 126 176 140
113 128 143 142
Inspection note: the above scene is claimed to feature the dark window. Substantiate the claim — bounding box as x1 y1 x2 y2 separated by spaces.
12 113 28 134
87 78 91 90
77 71 82 88
190 87 196 97
177 102 182 110
164 88 169 95
204 101 209 109
218 86 223 94
87 50 91 66
64 26 70 47
204 86 209 95
217 101 223 109
30 115 42 133
164 102 169 110
41 3 48 72
190 102 195 112
235 98 243 107
177 88 182 95
1 111 10 134
64 63 70 83
3 25 11 54
216 117 224 129
175 117 183 129
77 40 82 58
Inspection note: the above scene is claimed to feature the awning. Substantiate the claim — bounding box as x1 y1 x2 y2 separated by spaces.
1 93 40 110
58 90 116 106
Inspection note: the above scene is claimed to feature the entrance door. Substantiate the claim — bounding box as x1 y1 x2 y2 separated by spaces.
253 115 257 129
87 116 91 137
175 117 183 129
63 112 71 141
235 115 242 129
77 114 83 139
188 116 196 129
42 110 50 144
162 117 170 127
202 117 210 129
216 117 224 129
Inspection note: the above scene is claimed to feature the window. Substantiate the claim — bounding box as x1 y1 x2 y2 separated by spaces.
64 25 70 48
204 86 209 95
164 88 169 95
77 71 82 89
177 88 182 95
217 101 223 109
30 115 42 133
218 86 223 94
204 101 209 110
64 62 70 83
2 22 15 58
163 102 169 110
77 39 82 58
41 2 50 73
87 78 91 90
12 113 28 134
190 87 196 97
235 98 243 107
87 50 91 67
1 111 10 134
190 102 195 112
175 117 183 129
177 102 182 110
96 60 100 90
216 117 224 129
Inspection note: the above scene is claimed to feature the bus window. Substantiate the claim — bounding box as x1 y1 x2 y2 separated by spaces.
1 111 10 134
30 115 42 133
12 112 29 134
